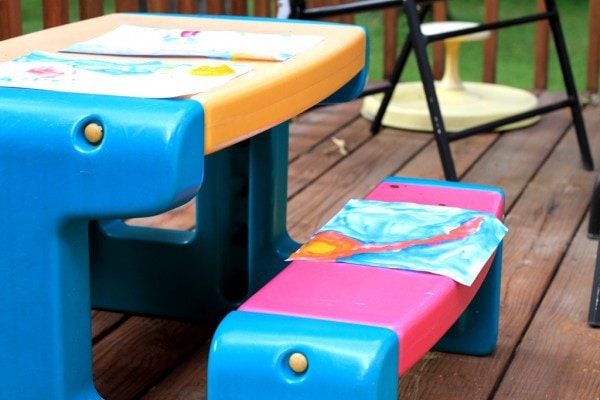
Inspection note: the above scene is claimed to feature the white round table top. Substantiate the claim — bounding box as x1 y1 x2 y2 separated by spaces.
421 21 490 42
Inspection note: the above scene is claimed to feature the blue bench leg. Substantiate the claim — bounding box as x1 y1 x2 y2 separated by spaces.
434 244 503 355
0 91 204 399
208 311 399 400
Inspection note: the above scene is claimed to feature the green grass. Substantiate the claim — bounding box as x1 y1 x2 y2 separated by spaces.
19 0 590 91
358 0 590 91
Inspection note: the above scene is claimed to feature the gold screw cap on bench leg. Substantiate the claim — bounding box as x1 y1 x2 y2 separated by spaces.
288 352 308 374
84 122 103 144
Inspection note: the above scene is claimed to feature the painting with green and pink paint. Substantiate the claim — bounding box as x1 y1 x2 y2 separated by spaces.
61 25 323 61
0 51 252 98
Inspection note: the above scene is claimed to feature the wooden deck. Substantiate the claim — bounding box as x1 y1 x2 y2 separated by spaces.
91 91 600 399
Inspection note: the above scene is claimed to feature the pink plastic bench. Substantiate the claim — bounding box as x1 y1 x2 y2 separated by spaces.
208 177 505 399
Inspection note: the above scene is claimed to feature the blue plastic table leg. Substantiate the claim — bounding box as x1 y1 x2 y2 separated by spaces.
208 311 399 400
90 122 298 320
0 89 204 399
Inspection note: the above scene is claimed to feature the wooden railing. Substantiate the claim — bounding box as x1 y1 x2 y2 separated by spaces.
588 0 600 93
0 0 598 92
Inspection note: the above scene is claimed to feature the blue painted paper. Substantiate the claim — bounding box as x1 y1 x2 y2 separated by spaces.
290 199 507 286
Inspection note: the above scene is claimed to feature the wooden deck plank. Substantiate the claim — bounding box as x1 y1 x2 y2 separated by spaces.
94 318 213 399
397 102 600 399
141 341 211 400
397 132 498 181
461 92 573 206
287 121 432 242
495 212 600 399
288 101 363 161
92 311 128 341
494 108 600 399
287 104 372 198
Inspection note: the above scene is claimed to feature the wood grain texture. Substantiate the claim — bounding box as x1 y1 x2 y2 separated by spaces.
94 317 212 399
287 123 432 241
495 214 600 398
92 311 128 341
483 0 499 83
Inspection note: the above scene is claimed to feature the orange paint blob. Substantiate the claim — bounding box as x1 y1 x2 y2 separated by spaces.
290 216 484 262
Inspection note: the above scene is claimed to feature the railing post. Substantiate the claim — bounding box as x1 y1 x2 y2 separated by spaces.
230 0 248 16
177 0 198 14
431 1 447 80
587 0 600 93
534 0 549 90
483 0 498 83
0 0 23 39
115 0 139 12
42 0 69 28
205 0 225 14
254 0 273 17
146 0 170 12
80 0 104 20
383 8 398 78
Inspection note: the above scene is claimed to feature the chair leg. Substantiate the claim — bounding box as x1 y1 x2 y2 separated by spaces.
589 241 600 327
403 0 458 181
370 0 592 182
545 0 594 170
588 175 600 239
587 176 600 326
369 34 414 135
370 4 430 135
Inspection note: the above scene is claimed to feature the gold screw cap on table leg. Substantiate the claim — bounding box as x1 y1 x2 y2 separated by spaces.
84 122 103 144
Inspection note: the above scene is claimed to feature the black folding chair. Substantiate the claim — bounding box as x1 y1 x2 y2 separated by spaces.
283 0 594 181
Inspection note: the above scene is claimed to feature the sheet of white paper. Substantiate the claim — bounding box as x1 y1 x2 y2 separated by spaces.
0 51 253 98
62 25 324 61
